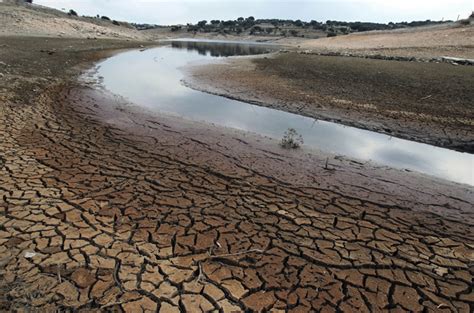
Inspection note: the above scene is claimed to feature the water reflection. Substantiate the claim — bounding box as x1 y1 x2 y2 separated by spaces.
92 41 474 186
170 40 274 57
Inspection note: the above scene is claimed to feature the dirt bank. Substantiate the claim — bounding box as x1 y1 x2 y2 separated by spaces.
0 3 146 40
185 52 474 153
1 36 473 312
299 23 474 60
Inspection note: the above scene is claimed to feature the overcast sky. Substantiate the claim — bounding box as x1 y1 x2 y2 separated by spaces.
34 0 473 25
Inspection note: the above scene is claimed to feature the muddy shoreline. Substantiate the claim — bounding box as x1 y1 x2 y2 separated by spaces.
1 36 473 311
185 52 474 153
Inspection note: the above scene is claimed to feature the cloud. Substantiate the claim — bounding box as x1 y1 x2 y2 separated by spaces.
34 0 473 25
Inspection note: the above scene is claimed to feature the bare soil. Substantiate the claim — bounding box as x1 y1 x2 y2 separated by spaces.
299 23 474 59
1 35 473 313
0 3 145 39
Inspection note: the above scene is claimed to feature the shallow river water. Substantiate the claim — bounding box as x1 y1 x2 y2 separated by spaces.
92 40 473 186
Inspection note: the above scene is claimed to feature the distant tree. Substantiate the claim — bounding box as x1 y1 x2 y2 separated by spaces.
112 20 120 26
237 17 244 23
68 9 78 16
249 25 263 35
25 0 33 3
243 16 256 28
294 19 303 27
101 16 111 21
222 20 235 27
187 25 198 32
265 27 273 34
197 20 207 28
210 20 220 25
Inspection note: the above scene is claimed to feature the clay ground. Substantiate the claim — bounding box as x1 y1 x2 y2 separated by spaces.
1 35 474 313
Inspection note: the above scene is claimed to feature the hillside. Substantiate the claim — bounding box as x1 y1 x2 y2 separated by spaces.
299 22 474 59
0 2 145 39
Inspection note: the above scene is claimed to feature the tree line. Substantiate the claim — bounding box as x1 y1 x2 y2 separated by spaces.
134 16 452 37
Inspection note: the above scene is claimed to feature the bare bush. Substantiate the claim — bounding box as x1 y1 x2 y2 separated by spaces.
280 128 303 149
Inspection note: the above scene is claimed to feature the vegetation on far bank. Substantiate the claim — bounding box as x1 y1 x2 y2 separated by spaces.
133 16 456 38
19 0 470 39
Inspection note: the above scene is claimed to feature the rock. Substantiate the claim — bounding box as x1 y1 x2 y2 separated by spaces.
24 251 37 258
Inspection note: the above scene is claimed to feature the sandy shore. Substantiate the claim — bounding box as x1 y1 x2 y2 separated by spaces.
1 36 473 312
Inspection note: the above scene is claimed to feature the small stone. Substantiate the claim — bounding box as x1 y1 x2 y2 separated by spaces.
24 251 37 258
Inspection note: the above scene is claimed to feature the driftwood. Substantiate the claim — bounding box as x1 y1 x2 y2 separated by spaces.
441 56 474 65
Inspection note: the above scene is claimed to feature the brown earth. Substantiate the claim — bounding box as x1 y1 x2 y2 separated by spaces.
1 35 474 313
0 3 146 40
299 23 474 60
185 51 474 153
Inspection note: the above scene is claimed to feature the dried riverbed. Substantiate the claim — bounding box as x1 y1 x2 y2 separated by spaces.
0 37 473 312
92 42 473 185
185 52 474 153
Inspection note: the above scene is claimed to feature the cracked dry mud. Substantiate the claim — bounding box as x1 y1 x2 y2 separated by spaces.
1 37 474 312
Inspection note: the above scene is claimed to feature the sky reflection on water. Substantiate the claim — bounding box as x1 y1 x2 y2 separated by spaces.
93 41 474 186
